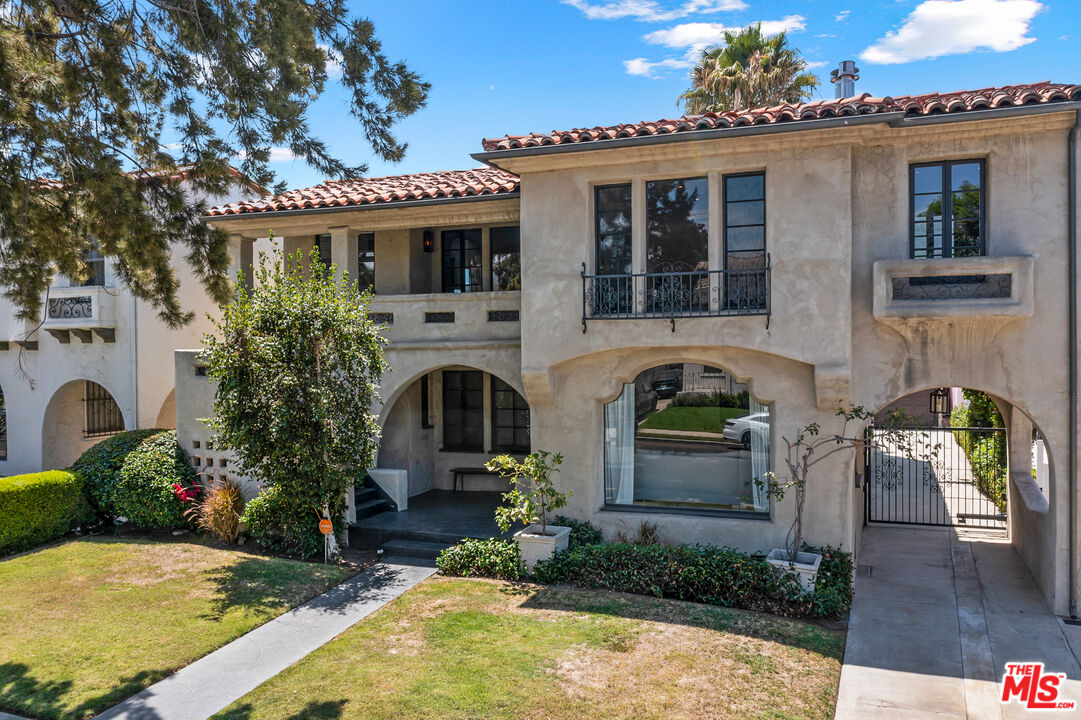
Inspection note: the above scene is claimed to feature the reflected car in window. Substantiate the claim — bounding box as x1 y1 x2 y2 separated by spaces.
651 369 683 398
723 412 769 448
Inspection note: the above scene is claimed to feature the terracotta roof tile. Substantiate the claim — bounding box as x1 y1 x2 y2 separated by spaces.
207 167 520 217
481 82 1081 152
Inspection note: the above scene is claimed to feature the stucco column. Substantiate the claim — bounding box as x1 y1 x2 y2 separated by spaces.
708 170 723 311
631 177 646 313
227 233 255 292
328 226 357 284
481 227 492 292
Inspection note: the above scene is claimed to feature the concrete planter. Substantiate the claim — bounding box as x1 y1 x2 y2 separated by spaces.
514 524 571 570
765 548 822 591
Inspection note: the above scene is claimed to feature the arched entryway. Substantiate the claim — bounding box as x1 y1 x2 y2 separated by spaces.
42 379 126 470
155 389 176 429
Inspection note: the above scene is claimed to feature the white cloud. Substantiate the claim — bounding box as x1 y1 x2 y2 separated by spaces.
562 0 746 22
835 10 851 22
268 147 296 163
805 60 830 69
815 33 837 38
626 15 808 77
318 43 343 79
860 0 1042 64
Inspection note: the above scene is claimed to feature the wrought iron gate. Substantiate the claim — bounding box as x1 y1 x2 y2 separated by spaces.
865 425 1007 529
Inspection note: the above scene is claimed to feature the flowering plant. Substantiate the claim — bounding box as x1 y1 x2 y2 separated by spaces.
172 482 202 504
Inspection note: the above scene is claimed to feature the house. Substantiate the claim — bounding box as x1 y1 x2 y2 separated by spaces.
186 78 1080 616
0 167 262 474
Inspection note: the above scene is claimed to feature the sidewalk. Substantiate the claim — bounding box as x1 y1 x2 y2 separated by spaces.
95 560 435 720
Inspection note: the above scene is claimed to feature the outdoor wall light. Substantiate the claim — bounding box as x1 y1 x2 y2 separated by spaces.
929 387 950 415
422 229 434 253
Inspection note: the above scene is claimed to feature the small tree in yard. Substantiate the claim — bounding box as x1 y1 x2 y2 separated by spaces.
759 407 936 564
203 249 386 558
488 451 569 536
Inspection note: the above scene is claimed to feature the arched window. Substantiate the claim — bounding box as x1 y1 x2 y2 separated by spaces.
0 385 6 461
603 363 770 514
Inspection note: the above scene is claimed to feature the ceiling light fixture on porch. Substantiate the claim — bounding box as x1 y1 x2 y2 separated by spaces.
929 387 950 415
423 229 434 253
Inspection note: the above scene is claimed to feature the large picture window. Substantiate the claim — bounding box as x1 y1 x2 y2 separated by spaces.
442 229 482 293
646 177 708 313
442 370 483 451
490 226 521 291
910 160 985 259
603 363 770 513
491 377 530 452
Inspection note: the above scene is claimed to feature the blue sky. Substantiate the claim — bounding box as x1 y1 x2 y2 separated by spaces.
272 0 1081 189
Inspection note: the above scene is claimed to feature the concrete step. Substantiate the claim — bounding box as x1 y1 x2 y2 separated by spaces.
354 498 390 520
354 487 379 503
380 539 450 561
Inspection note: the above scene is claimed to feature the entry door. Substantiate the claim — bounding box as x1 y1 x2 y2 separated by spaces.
865 425 1007 529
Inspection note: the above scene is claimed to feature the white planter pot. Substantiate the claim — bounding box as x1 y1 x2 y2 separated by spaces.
514 524 571 570
765 548 822 591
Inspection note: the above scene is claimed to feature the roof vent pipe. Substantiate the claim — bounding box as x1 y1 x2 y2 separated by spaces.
830 61 859 99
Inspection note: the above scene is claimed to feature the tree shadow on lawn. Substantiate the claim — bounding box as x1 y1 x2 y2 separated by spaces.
199 559 407 622
0 662 172 720
514 584 843 660
217 699 348 720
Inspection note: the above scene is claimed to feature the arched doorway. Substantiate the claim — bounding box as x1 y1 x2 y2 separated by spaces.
155 389 177 429
42 380 126 470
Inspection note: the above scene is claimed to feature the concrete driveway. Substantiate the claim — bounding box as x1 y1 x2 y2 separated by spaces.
836 526 1081 719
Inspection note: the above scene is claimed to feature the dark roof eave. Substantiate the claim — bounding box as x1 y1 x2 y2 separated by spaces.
472 101 1081 164
203 189 521 223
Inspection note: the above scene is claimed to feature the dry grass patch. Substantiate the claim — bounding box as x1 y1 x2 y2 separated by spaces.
213 576 844 720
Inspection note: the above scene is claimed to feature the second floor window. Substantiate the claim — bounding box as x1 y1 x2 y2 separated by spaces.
595 184 632 276
357 232 375 290
911 160 985 259
442 229 482 293
314 234 333 272
81 247 106 287
646 177 708 273
723 172 766 271
490 226 521 291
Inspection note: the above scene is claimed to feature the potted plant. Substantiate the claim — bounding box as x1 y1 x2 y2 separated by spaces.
758 406 934 590
487 450 571 570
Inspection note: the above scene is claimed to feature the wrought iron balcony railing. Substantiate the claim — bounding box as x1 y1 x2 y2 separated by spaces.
581 257 770 332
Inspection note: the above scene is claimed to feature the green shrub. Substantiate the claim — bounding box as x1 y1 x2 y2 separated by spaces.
804 545 854 620
552 515 604 548
0 471 95 555
951 392 1008 511
70 428 163 518
436 538 521 580
110 430 200 529
671 390 750 409
533 542 848 618
242 485 336 558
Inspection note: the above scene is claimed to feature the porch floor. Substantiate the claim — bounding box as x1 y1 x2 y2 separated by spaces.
350 490 511 549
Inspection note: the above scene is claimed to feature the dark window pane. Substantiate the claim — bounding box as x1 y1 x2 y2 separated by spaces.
442 370 483 452
910 160 985 259
725 200 764 227
491 376 530 452
913 165 943 194
726 251 767 270
314 234 332 272
596 185 632 277
442 229 483 293
646 177 708 274
726 226 765 252
725 174 764 202
357 232 375 290
951 162 981 192
490 226 521 291
913 194 943 220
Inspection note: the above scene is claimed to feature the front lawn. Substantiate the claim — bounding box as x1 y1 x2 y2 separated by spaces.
0 537 353 720
214 577 844 720
639 406 748 434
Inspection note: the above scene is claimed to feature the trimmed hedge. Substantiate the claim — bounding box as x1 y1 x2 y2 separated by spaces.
436 538 521 580
552 515 604 548
533 542 853 619
242 485 339 559
71 428 164 518
111 430 200 529
0 471 95 555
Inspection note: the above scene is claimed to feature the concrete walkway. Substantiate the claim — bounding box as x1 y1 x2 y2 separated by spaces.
95 560 434 720
836 526 1081 719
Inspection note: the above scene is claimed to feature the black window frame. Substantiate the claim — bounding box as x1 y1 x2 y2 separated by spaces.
357 231 375 290
909 159 987 260
80 246 106 287
722 171 767 273
420 374 432 429
490 376 530 453
441 229 483 293
441 370 483 452
84 381 124 438
489 225 521 291
314 234 333 272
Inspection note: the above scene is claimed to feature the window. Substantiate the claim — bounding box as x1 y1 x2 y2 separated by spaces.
723 173 767 309
490 226 521 291
603 363 769 514
910 160 985 259
595 184 632 275
442 370 483 451
646 177 708 313
420 374 432 429
441 229 482 293
315 234 330 270
491 377 530 452
84 381 124 437
357 232 375 290
81 246 106 287
0 385 6 461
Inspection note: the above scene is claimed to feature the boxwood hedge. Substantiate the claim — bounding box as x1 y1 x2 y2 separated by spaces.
436 538 521 580
0 471 95 555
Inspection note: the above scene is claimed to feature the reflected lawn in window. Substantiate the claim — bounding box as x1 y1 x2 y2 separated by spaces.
639 406 747 434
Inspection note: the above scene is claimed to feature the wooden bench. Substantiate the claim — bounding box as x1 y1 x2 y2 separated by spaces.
450 466 501 493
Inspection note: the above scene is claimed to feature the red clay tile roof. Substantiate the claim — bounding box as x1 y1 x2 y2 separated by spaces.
481 82 1081 152
207 167 519 216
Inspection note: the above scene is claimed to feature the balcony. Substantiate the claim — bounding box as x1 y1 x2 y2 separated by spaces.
368 291 521 346
872 255 1034 321
42 285 116 343
580 260 771 332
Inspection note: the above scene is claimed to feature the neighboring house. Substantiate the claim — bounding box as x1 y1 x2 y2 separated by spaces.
0 167 262 474
188 79 1081 616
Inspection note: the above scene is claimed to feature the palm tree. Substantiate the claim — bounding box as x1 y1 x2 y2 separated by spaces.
679 24 820 114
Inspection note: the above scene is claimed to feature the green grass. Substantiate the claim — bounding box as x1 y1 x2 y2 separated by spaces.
639 406 749 434
0 537 353 720
213 577 844 720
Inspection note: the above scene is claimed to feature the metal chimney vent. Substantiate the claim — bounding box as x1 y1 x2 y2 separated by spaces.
830 60 859 99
